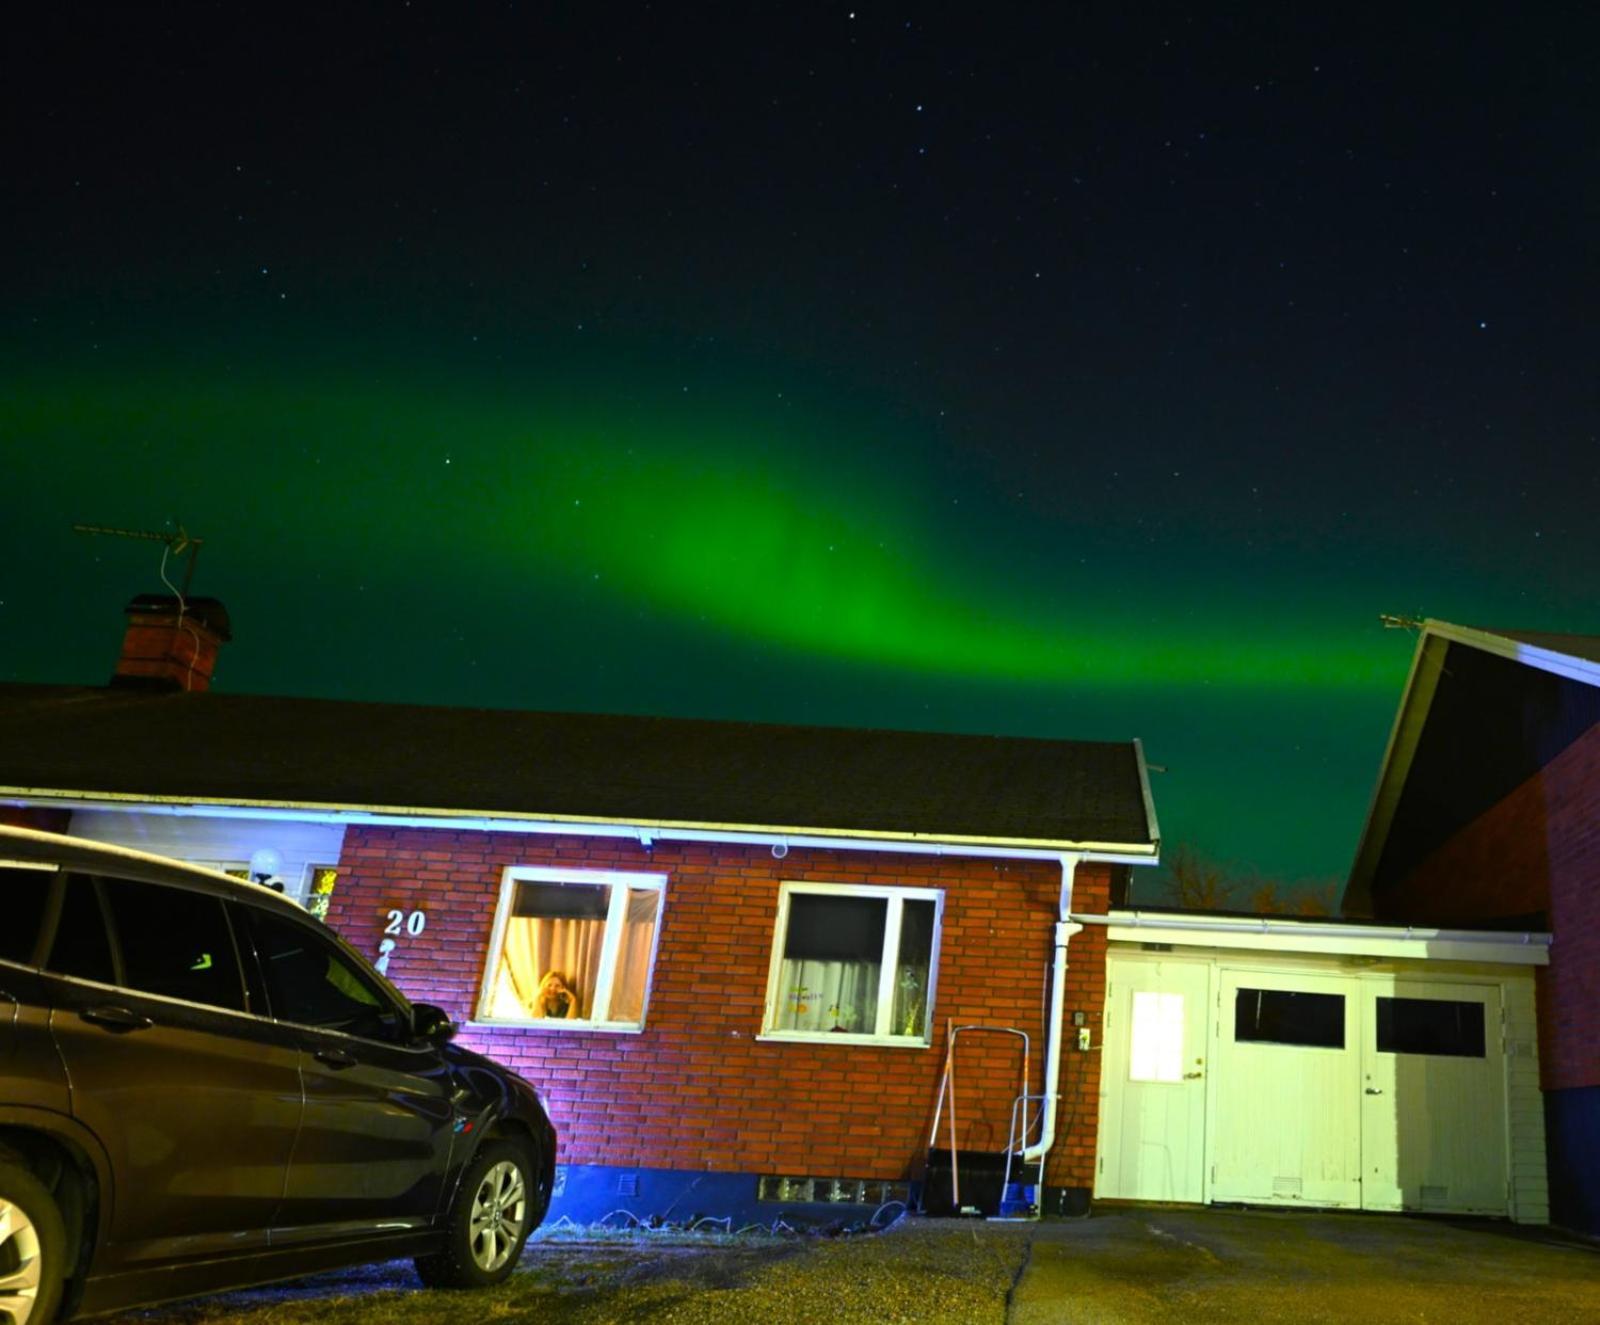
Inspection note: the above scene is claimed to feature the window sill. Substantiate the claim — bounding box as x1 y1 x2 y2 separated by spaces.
756 1031 931 1049
467 1019 646 1035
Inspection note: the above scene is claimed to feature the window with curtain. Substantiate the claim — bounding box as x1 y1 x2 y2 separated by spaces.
478 868 665 1030
763 884 941 1043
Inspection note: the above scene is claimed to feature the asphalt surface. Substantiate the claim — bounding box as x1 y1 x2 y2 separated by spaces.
1012 1206 1600 1324
100 1207 1600 1324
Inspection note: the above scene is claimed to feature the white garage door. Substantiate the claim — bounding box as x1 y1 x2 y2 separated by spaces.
1098 957 1513 1217
1212 970 1363 1207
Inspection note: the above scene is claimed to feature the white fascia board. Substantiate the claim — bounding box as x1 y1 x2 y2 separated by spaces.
1087 910 1550 967
1425 619 1600 689
0 789 1161 866
1343 629 1443 912
1132 736 1162 856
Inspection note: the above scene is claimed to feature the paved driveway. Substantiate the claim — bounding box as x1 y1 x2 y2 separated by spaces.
1012 1206 1600 1324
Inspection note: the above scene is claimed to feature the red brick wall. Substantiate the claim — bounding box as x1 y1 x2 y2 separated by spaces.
326 825 1111 1191
1380 720 1600 1091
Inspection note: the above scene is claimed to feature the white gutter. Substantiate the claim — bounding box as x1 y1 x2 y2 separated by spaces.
0 792 1160 865
1021 854 1084 1165
1075 910 1551 966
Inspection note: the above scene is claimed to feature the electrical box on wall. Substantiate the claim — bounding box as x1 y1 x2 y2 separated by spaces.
1077 1027 1092 1051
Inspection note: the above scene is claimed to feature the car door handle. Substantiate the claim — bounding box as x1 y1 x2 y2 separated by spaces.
81 1005 153 1032
314 1047 358 1069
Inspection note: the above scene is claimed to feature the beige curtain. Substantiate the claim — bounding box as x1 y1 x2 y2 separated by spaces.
609 889 661 1023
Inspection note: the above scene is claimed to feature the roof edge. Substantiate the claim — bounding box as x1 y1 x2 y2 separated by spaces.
3 787 1161 862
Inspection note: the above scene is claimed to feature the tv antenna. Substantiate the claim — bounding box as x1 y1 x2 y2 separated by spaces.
73 522 206 597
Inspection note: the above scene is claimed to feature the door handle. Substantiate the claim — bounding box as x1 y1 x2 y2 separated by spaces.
1183 1072 1203 1080
314 1047 358 1069
1365 1087 1384 1095
81 1005 153 1032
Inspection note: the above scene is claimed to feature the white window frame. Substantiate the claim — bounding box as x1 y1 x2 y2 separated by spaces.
758 881 943 1049
473 866 667 1033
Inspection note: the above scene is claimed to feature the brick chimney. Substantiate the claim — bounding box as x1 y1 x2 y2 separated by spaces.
111 595 232 693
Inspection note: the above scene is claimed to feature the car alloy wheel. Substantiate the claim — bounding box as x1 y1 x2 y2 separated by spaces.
468 1159 527 1274
0 1194 44 1325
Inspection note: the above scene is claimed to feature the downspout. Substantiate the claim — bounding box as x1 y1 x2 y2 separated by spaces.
1021 853 1084 1165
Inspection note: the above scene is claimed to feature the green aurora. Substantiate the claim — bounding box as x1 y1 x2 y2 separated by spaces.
0 349 1552 890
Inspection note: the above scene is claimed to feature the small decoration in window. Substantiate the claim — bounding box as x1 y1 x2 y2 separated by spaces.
827 1001 857 1032
900 969 923 1036
788 985 811 1018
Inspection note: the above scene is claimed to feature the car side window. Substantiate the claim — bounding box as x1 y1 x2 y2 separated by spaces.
0 866 56 965
99 874 247 1013
242 906 403 1042
46 874 117 985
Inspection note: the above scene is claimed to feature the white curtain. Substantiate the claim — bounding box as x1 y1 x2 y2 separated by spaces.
775 958 880 1034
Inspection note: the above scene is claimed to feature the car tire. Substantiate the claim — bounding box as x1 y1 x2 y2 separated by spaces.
0 1159 67 1325
415 1140 538 1290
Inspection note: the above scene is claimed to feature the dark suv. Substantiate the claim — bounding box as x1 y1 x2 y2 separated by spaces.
0 825 556 1324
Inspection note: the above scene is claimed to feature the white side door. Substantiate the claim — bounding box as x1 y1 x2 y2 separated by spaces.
1211 969 1362 1208
1096 957 1210 1202
1359 979 1507 1214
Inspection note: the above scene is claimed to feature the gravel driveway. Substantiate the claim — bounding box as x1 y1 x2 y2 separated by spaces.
109 1219 1032 1325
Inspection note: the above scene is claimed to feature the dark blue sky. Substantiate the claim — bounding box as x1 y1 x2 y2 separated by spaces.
4 5 1596 892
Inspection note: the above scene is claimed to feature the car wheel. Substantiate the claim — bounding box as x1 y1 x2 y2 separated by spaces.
415 1141 537 1290
0 1160 66 1325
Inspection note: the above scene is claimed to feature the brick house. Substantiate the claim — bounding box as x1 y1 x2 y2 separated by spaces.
1344 620 1600 1233
0 595 1161 1224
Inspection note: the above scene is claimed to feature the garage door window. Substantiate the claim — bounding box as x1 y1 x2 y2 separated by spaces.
1235 987 1344 1048
1375 996 1485 1058
1129 991 1186 1082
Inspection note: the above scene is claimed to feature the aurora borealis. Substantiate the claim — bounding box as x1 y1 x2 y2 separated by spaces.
4 7 1596 893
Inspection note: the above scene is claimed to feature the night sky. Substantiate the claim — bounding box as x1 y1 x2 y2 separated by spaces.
4 6 1596 895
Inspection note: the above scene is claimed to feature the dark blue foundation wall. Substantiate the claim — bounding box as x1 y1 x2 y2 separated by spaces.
1546 1086 1600 1235
545 1164 914 1232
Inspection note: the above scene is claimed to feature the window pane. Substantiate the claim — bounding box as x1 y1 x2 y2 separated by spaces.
46 875 115 985
776 895 885 1035
1130 991 1185 1082
890 898 935 1038
608 887 660 1025
102 876 245 1012
246 907 399 1040
0 867 55 965
489 881 609 1021
1376 996 1486 1058
1234 988 1344 1049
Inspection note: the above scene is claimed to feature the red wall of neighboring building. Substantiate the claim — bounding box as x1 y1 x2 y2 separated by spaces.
1381 720 1600 1091
325 825 1111 1193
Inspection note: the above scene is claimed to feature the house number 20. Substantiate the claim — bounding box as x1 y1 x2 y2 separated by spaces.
375 908 426 974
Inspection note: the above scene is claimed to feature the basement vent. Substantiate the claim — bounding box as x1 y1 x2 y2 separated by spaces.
1140 942 1174 952
1272 1177 1303 1198
1420 1185 1449 1204
617 1172 640 1198
758 1176 911 1205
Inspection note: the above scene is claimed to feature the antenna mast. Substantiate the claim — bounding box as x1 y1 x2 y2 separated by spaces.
72 523 205 596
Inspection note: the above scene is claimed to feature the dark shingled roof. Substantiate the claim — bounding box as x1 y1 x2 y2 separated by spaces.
0 684 1155 848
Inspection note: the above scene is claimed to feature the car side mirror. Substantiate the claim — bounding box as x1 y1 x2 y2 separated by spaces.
412 1002 457 1044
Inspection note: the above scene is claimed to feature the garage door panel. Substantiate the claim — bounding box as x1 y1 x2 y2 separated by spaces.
1361 981 1506 1214
1212 970 1362 1208
1096 957 1209 1202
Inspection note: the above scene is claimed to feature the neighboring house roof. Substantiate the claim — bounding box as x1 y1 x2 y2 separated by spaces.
0 683 1159 854
1344 621 1600 915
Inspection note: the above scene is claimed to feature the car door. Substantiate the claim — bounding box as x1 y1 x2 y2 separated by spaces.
0 862 70 1112
233 904 457 1245
43 871 304 1272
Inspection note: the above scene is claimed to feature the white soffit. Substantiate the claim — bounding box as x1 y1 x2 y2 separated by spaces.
1094 910 1550 967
